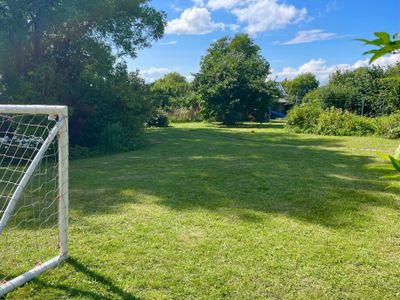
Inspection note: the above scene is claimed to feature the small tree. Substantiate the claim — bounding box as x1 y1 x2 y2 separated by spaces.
150 72 191 109
281 73 319 104
194 34 276 125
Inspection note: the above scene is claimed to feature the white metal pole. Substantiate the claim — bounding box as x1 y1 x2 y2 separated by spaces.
58 115 69 258
0 255 66 297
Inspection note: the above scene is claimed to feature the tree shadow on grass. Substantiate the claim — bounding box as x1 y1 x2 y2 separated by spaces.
31 257 140 300
68 125 399 229
218 121 285 129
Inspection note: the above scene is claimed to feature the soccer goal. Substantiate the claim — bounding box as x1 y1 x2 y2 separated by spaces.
0 105 69 296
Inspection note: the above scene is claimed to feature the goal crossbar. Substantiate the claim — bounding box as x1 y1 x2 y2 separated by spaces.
0 105 69 297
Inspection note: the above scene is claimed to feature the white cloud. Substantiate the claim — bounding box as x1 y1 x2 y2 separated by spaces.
232 0 307 35
170 3 183 12
159 41 178 46
228 24 241 32
186 74 195 82
274 53 400 83
282 29 338 45
165 7 225 35
206 0 307 35
140 67 171 83
207 0 242 10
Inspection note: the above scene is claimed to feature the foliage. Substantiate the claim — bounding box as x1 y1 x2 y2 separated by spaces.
150 72 192 109
168 108 202 123
376 76 400 115
287 105 379 137
281 73 319 103
286 104 322 133
303 84 359 111
0 0 166 152
356 32 400 63
147 109 169 127
375 112 400 138
303 64 400 117
69 145 94 160
315 107 376 136
194 34 278 125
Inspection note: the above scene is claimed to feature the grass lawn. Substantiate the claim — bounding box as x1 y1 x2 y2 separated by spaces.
4 122 400 299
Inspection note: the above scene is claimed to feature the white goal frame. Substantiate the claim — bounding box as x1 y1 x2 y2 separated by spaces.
0 105 69 297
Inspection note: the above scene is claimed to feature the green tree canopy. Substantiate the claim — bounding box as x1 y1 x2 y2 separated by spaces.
281 73 319 103
0 0 166 151
194 34 277 124
302 64 400 116
150 72 191 109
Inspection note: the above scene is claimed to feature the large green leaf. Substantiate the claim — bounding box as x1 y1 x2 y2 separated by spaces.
394 145 400 160
374 32 391 44
389 156 400 172
355 38 384 47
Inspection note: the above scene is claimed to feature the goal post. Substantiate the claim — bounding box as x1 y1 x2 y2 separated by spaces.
0 105 69 297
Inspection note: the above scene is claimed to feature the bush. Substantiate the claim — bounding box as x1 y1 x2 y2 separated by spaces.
286 105 377 136
372 77 400 116
286 104 322 133
315 107 376 136
69 145 93 160
376 112 400 138
148 110 169 127
167 108 202 122
303 85 359 112
100 122 138 153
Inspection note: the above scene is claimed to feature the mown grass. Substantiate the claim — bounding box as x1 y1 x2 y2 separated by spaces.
4 122 400 299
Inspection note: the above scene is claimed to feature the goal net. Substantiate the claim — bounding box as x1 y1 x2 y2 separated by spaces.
0 105 68 297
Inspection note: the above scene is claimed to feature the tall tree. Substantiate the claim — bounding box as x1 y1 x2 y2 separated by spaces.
194 34 277 124
0 0 166 150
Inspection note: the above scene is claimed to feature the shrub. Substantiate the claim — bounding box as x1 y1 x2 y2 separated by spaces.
315 107 376 136
286 105 377 136
148 110 169 127
344 115 377 136
69 145 93 160
168 108 202 122
376 112 400 138
372 77 400 116
286 104 322 133
303 85 359 112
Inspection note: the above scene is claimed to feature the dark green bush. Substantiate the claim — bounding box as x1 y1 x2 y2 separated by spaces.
69 145 93 160
148 110 169 127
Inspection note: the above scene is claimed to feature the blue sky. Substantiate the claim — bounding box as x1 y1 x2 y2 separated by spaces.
127 0 399 83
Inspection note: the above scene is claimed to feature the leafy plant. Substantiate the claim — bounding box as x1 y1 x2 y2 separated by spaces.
356 32 400 63
281 73 319 104
148 109 169 127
